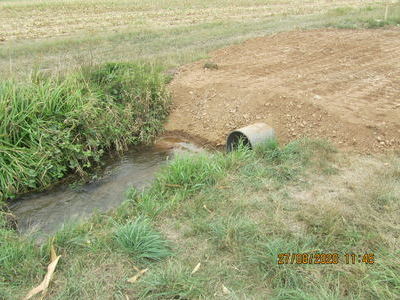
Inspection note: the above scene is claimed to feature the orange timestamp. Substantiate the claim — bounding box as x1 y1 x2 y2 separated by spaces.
277 253 375 264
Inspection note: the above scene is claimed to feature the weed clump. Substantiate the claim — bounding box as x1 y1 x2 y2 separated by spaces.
115 216 171 262
131 152 226 217
158 153 224 194
203 62 219 70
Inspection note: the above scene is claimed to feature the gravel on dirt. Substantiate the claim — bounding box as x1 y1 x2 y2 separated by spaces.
165 29 400 152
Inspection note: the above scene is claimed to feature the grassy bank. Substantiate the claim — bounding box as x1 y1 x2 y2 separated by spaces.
1 2 400 79
1 140 399 299
0 63 170 201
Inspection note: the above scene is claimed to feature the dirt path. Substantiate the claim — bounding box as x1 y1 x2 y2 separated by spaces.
165 29 400 152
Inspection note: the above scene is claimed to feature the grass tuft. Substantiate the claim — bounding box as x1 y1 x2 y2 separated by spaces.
115 216 171 262
203 61 219 70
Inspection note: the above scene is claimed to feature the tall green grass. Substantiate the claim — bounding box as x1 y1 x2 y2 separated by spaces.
0 62 170 201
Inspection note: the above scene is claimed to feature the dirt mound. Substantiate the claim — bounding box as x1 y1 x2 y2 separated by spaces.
165 29 400 152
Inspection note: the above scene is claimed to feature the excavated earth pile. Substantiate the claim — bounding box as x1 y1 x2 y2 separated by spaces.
165 29 400 152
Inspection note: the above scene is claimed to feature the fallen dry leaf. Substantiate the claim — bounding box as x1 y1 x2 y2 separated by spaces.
191 263 201 275
222 284 230 295
216 186 229 189
24 255 61 300
127 268 148 283
50 245 57 262
203 205 212 213
132 265 140 272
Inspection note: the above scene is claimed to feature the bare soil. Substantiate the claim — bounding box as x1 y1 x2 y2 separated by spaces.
165 29 400 152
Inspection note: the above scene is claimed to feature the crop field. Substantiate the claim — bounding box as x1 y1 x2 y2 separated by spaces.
0 0 395 78
0 0 384 41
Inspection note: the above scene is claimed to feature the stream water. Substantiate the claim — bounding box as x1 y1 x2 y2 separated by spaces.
10 137 203 237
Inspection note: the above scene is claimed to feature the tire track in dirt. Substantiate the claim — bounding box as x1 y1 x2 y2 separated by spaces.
166 29 400 152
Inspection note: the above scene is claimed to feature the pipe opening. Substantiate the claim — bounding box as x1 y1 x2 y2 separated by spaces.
226 131 251 152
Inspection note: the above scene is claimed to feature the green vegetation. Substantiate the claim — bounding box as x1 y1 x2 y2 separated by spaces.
115 217 171 262
0 63 170 201
0 212 45 299
1 140 398 298
325 4 400 29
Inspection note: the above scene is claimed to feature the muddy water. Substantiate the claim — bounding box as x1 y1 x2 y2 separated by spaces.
10 137 203 236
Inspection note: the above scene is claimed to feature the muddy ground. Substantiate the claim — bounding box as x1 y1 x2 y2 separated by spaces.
165 29 400 152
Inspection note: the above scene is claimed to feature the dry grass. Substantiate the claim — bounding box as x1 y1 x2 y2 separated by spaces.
0 0 381 41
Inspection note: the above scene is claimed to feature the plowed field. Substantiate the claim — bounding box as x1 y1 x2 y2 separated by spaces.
166 29 400 152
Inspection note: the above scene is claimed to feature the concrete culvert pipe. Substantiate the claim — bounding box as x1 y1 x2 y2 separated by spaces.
226 123 275 152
